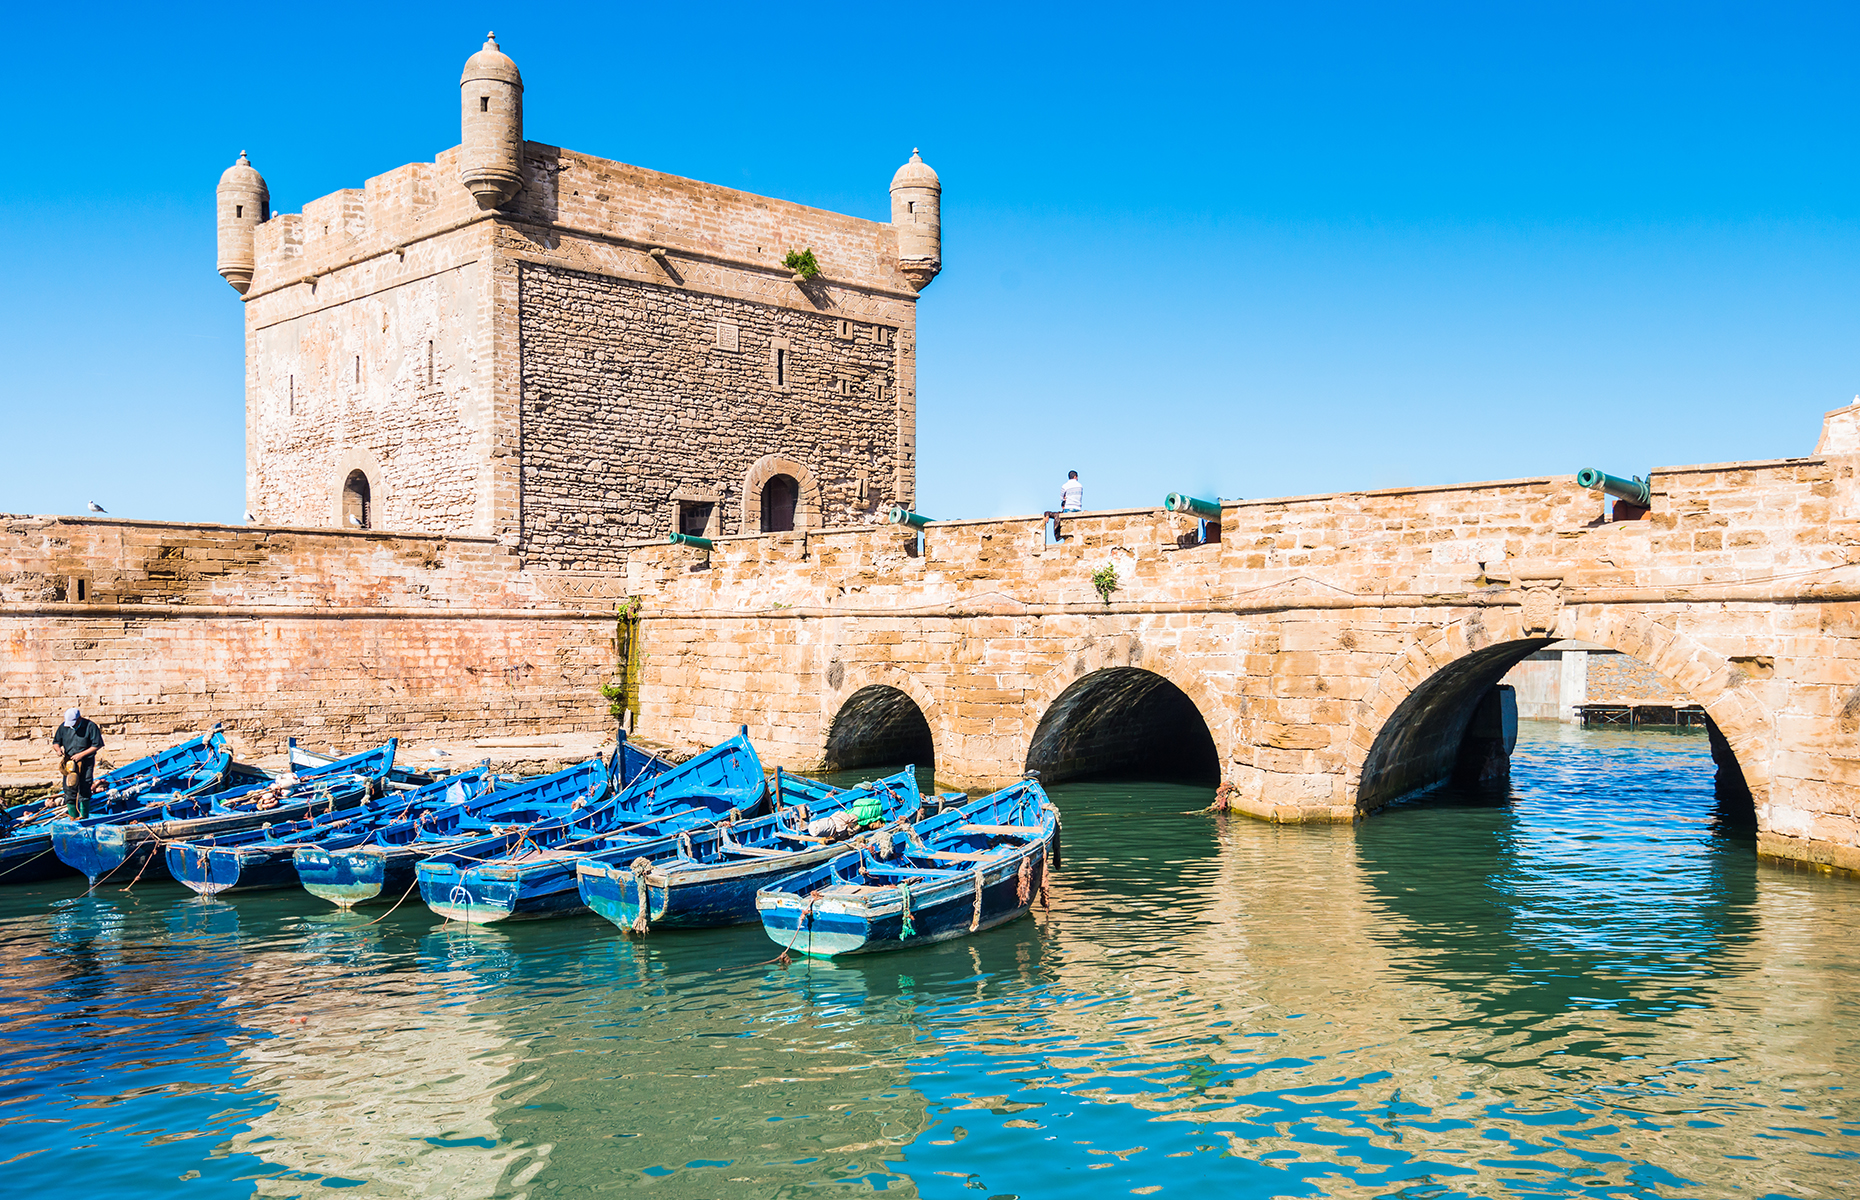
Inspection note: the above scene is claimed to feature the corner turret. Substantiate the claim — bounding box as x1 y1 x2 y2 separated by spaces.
216 152 270 294
459 32 524 209
890 148 941 291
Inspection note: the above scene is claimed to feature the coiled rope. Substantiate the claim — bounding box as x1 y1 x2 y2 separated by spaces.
899 881 915 939
969 866 984 932
629 856 654 935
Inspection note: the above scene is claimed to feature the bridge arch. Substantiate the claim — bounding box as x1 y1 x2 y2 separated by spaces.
1349 607 1774 816
822 666 941 776
1025 664 1221 785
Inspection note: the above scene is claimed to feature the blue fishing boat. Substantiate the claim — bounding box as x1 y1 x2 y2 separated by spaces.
289 737 436 788
293 738 672 908
416 730 767 925
52 741 397 887
0 727 249 885
164 764 504 897
755 779 1057 957
577 766 925 933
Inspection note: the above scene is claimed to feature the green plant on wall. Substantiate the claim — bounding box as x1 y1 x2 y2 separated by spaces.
606 595 644 727
1090 563 1119 603
784 248 821 280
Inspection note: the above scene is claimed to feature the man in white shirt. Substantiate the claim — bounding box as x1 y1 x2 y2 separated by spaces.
1059 471 1083 512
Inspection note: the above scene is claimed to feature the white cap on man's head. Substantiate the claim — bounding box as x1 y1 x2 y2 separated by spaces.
63 708 79 727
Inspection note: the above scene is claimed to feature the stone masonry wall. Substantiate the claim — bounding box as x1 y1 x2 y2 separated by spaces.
620 418 1860 872
240 140 921 554
518 262 901 570
1588 652 1679 702
0 516 619 774
250 255 491 534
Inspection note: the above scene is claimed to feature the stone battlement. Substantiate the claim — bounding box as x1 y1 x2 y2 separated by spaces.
248 142 909 306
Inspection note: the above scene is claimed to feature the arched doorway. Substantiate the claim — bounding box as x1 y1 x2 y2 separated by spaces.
760 474 798 533
1026 667 1218 785
825 685 934 775
342 470 372 530
1356 636 1755 826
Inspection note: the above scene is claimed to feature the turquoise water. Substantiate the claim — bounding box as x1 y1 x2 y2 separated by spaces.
2 720 1857 1197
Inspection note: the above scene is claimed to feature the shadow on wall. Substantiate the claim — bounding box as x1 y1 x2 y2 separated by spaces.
1026 667 1219 787
825 685 935 775
1359 637 1755 823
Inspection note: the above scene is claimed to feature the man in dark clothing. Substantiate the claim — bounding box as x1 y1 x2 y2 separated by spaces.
53 708 104 819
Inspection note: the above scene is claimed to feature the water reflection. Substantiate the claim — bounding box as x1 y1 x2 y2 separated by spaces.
0 723 1856 1197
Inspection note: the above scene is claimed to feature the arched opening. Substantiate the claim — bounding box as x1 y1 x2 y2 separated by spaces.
760 474 798 533
1358 636 1755 828
1026 667 1218 785
824 685 934 776
341 470 372 530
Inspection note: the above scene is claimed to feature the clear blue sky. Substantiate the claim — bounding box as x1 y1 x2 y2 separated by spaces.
4 2 1858 523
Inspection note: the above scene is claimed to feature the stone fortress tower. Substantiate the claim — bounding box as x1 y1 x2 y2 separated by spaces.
217 34 939 571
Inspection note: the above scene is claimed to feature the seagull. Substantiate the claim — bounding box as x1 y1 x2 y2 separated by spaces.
432 748 451 758
245 512 255 522
347 513 364 527
87 501 106 513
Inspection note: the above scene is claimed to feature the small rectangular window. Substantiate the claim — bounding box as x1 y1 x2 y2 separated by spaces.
481 96 490 112
288 374 294 416
355 355 361 385
775 348 787 387
427 340 434 386
677 500 715 537
907 201 915 214
235 204 243 218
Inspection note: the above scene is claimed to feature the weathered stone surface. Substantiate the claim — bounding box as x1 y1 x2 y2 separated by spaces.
0 516 615 773
615 417 1860 874
240 138 921 565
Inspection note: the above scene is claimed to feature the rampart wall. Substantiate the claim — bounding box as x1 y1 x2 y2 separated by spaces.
0 516 619 774
621 439 1860 870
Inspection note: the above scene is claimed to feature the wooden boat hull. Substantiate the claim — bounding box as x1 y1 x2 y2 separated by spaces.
415 731 767 925
165 843 306 896
417 857 594 924
577 766 922 933
0 830 77 883
293 844 419 908
54 795 367 886
581 842 855 931
756 853 1043 957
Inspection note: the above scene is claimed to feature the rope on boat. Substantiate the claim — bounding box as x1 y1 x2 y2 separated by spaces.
678 831 693 860
899 881 915 939
1017 855 1032 906
629 857 653 935
359 872 422 926
0 849 51 879
1040 846 1050 910
874 828 894 858
969 866 984 932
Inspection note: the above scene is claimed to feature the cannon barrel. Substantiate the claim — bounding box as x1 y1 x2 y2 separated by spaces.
1164 492 1222 521
886 506 932 528
1575 468 1650 508
668 532 714 550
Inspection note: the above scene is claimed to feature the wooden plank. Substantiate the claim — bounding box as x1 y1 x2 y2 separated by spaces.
958 824 1041 836
927 849 996 862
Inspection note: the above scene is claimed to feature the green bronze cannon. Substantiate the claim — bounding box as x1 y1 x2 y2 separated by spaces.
1575 468 1651 508
1164 492 1221 520
886 506 932 529
668 532 714 550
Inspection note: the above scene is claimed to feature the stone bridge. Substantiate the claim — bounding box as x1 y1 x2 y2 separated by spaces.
626 402 1860 873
